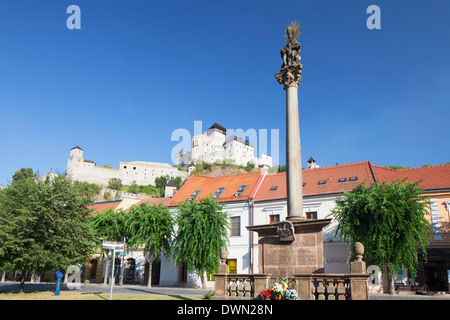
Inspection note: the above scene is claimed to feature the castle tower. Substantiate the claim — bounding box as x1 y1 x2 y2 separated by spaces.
67 146 84 175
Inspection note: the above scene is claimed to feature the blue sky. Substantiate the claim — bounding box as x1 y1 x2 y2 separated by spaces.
0 0 449 186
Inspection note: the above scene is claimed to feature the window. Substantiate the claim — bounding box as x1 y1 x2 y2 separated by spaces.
230 216 241 236
338 178 347 183
212 187 225 199
349 176 358 182
270 186 278 191
123 166 127 169
306 212 317 220
188 190 201 200
302 183 306 187
318 180 326 185
269 214 280 224
234 185 247 197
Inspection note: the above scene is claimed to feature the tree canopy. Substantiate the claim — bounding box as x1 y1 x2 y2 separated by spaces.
332 179 433 289
0 170 96 292
172 196 229 288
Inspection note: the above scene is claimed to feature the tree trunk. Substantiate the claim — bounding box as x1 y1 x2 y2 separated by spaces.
19 270 26 293
200 273 206 289
389 275 395 295
147 259 153 288
103 255 109 285
1 272 5 282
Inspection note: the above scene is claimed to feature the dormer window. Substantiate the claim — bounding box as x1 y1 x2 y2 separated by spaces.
270 186 278 191
338 178 347 183
212 187 225 199
318 180 326 185
234 185 247 197
188 190 201 201
349 177 358 182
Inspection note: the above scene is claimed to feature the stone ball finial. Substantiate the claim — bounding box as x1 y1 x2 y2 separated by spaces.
220 249 228 263
353 242 364 261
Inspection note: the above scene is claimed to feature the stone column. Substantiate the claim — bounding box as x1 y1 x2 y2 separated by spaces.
285 84 303 220
275 22 304 220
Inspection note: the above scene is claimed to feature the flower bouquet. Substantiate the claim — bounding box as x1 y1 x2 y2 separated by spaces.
258 288 274 300
271 277 297 300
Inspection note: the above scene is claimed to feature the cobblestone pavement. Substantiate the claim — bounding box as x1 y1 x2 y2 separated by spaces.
1 281 449 300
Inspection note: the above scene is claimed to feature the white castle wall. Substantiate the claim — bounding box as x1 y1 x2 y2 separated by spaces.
67 147 189 186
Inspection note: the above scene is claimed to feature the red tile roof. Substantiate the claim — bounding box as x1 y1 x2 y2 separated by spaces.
254 161 377 202
374 164 450 190
165 172 264 206
87 201 121 214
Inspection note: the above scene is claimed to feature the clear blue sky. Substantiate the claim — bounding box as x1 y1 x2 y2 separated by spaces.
0 0 449 186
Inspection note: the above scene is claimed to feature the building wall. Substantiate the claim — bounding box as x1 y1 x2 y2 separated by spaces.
425 191 450 243
67 148 188 186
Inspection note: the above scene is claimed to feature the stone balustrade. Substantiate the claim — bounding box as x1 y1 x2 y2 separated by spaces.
213 242 370 300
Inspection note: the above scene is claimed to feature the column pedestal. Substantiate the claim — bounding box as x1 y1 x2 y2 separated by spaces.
247 219 331 279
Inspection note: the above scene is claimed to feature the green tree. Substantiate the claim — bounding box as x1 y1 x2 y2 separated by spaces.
331 179 433 294
108 178 122 191
128 181 138 194
90 207 130 285
0 171 96 293
11 168 37 184
173 197 229 289
126 203 175 288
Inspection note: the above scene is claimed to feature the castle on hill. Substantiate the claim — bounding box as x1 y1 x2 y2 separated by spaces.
175 122 273 169
67 146 189 186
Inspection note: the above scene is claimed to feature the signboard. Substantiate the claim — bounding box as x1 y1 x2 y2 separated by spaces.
101 240 127 300
102 241 126 250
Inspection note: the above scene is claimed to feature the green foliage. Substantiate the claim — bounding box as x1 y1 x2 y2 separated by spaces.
173 197 229 278
245 162 255 172
101 164 112 169
127 203 175 261
72 181 101 200
12 168 37 184
278 165 287 173
103 191 111 201
154 175 186 196
108 178 122 191
0 170 96 292
385 165 411 170
128 181 138 194
90 208 130 247
331 179 433 277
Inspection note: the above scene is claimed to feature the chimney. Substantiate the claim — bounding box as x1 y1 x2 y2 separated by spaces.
307 157 320 169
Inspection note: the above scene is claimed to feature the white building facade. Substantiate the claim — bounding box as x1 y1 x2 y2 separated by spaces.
175 123 273 169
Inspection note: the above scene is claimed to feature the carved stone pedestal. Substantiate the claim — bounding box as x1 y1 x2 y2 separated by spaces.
247 219 331 279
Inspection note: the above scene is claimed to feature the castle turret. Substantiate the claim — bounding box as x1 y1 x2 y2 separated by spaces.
67 146 84 176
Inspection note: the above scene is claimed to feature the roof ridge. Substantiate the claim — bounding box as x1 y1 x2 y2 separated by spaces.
193 171 261 179
374 164 450 172
305 161 371 171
